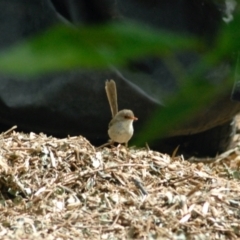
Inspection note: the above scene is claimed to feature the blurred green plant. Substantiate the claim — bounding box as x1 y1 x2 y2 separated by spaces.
0 10 239 147
0 22 199 75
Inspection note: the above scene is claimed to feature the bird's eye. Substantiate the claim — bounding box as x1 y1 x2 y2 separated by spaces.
124 115 130 119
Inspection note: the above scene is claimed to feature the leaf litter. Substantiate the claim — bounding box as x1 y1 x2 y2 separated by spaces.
0 125 239 239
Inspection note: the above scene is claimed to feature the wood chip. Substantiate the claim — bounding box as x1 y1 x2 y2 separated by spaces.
0 124 239 239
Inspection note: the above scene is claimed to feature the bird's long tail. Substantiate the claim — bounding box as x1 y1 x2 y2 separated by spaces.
105 79 118 118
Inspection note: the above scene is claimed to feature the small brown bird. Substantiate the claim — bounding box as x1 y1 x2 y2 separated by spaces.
105 80 137 146
108 109 138 146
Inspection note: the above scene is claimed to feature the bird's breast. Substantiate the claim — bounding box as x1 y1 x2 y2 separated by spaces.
108 120 134 144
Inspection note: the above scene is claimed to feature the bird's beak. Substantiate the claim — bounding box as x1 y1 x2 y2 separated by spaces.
125 115 138 121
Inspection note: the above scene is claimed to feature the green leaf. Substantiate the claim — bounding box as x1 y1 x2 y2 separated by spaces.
133 8 240 146
134 75 232 146
0 22 199 75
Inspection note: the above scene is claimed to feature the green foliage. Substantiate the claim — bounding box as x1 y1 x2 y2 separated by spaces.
0 23 198 75
0 10 239 146
135 9 240 145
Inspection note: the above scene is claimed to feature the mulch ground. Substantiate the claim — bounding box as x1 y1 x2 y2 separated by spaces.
0 122 240 240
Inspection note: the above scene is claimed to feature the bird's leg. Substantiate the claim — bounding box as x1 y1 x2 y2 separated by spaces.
116 143 122 149
96 140 114 150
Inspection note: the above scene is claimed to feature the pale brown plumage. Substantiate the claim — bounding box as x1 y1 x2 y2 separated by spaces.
105 79 118 118
105 80 137 146
108 109 137 145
